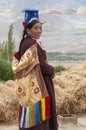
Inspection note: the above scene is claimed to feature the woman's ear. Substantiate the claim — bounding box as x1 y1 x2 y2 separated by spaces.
26 28 30 34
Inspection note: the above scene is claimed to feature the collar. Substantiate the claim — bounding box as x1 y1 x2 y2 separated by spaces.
27 34 33 38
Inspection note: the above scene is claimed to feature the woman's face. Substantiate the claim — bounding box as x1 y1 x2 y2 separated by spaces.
27 22 42 39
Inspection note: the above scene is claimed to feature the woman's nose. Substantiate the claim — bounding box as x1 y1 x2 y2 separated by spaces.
38 28 42 32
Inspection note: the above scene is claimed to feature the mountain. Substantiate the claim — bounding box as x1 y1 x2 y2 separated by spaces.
0 0 86 53
39 14 86 53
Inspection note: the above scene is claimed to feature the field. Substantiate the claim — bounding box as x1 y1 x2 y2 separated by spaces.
47 52 86 61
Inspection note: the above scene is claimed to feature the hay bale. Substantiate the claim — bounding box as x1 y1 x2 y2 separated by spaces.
54 63 86 114
55 85 79 114
5 80 16 88
0 82 19 123
0 63 86 122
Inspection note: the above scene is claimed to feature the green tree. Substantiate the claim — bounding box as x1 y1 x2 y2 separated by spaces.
7 24 15 62
0 24 15 62
0 41 8 60
0 24 16 81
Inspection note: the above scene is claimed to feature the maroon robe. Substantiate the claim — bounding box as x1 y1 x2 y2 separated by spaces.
19 37 58 130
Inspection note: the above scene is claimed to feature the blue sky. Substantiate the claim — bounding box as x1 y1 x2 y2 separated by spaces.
0 0 86 11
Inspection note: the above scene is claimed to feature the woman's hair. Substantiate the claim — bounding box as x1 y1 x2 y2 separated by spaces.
19 19 40 56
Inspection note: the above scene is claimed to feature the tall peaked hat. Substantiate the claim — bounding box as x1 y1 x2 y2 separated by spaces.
22 9 39 27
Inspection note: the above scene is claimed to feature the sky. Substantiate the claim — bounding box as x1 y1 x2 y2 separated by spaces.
0 0 86 11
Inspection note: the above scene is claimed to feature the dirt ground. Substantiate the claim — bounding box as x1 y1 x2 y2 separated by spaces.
0 114 86 130
58 114 86 130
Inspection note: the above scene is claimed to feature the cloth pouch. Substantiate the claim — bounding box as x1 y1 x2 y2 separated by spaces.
12 44 50 128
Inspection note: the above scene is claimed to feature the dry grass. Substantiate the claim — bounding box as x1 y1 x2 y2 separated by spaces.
0 63 86 122
53 63 86 114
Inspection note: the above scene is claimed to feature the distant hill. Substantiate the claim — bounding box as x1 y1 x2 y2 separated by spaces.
0 12 86 53
64 9 76 14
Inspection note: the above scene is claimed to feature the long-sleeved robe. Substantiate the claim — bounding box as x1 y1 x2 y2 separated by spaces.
19 37 58 130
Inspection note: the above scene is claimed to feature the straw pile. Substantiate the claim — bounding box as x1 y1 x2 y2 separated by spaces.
53 63 86 114
0 80 19 123
0 63 86 122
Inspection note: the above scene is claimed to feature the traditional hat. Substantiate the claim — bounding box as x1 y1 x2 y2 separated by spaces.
22 9 39 27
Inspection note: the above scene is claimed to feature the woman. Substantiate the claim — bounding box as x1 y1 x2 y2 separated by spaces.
18 10 58 130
